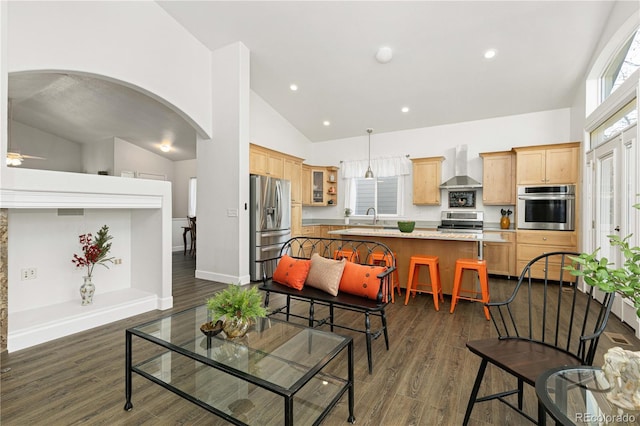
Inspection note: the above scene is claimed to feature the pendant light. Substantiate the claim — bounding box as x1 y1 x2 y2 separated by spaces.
364 128 374 179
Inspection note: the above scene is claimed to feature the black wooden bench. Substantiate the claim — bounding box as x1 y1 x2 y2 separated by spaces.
258 237 396 374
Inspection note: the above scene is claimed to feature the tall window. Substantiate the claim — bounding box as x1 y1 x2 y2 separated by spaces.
188 177 197 218
588 21 639 149
602 29 640 101
353 176 399 215
591 99 638 147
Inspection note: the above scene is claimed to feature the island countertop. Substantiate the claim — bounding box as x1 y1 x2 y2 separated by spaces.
327 228 506 297
327 228 506 243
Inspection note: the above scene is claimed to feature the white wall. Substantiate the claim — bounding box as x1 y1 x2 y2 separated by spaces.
8 209 132 312
250 91 312 160
113 137 174 181
1 1 212 350
11 120 83 172
83 138 115 175
306 108 572 224
6 1 212 137
173 159 197 218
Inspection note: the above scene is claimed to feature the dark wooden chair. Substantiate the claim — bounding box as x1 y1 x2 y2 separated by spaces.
463 251 615 425
188 216 196 256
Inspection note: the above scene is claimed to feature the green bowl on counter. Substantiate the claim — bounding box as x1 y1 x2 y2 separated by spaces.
397 221 416 233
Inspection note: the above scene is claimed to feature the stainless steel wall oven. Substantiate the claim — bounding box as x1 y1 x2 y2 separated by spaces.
517 185 575 231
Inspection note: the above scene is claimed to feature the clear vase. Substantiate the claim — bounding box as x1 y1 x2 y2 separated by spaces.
80 276 95 305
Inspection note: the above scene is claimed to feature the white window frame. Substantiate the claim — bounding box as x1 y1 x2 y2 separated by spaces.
349 175 404 218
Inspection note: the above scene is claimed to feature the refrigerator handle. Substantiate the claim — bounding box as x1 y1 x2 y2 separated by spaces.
275 179 282 227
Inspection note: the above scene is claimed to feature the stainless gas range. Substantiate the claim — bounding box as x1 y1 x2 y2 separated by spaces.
437 210 484 233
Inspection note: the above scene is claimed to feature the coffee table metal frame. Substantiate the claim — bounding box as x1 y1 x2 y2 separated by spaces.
124 306 355 425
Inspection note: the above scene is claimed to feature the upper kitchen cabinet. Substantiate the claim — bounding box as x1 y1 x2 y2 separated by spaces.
302 165 339 206
312 168 325 204
513 142 580 185
325 167 338 207
480 151 516 205
283 157 302 204
249 144 286 179
412 156 444 205
302 165 312 205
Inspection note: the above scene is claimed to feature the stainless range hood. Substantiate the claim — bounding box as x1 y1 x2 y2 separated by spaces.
440 145 482 189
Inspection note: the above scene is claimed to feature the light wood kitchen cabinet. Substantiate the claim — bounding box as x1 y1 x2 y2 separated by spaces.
326 166 338 207
300 225 317 236
284 157 302 204
291 203 302 237
516 230 577 280
249 143 305 180
301 165 312 205
483 231 516 276
480 151 515 205
311 169 326 205
513 142 580 185
301 165 338 206
411 156 444 205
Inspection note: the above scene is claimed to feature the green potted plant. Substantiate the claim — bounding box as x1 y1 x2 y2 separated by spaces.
344 207 352 225
204 285 267 338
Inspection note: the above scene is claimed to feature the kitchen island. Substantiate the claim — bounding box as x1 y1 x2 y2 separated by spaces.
327 228 505 296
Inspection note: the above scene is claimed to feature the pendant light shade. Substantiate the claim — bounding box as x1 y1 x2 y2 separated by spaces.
365 128 374 179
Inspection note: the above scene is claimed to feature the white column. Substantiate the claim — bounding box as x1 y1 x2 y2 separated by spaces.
196 42 251 285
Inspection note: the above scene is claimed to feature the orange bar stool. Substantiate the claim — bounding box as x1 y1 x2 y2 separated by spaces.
367 252 401 303
404 255 443 310
450 258 490 320
333 249 360 263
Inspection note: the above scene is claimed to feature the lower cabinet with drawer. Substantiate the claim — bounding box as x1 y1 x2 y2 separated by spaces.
483 231 517 277
516 230 577 280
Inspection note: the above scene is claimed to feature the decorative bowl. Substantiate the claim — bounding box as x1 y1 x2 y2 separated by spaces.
397 221 416 233
200 320 224 337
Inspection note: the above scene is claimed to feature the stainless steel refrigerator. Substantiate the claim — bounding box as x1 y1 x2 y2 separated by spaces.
250 175 291 281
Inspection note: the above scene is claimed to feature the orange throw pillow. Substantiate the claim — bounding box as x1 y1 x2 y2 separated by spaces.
339 262 387 301
272 254 310 290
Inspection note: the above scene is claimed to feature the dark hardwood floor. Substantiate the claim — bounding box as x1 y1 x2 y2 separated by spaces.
2 253 639 425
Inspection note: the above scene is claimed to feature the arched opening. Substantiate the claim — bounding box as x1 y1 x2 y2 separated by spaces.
7 71 202 174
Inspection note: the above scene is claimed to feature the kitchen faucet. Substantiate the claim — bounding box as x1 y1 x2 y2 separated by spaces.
366 207 377 225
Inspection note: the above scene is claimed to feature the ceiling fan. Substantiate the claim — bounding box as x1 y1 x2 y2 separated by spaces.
6 99 46 166
6 151 45 166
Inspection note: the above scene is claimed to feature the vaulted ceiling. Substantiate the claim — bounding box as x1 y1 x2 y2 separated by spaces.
9 1 620 161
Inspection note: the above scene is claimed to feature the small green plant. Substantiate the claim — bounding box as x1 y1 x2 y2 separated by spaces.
344 208 352 217
206 285 267 322
565 203 640 316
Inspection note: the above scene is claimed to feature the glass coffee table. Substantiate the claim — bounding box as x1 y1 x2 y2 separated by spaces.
124 305 354 425
536 366 640 425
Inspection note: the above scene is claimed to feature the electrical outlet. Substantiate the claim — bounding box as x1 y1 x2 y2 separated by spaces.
20 268 37 280
114 258 122 265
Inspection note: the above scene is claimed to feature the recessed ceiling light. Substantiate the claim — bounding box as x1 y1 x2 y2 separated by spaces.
376 46 393 64
484 49 497 59
323 120 331 126
290 84 298 91
401 107 410 113
160 144 171 152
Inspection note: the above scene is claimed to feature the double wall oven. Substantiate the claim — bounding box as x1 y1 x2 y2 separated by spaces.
517 185 575 231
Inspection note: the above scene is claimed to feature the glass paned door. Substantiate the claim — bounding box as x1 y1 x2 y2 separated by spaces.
592 139 620 310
